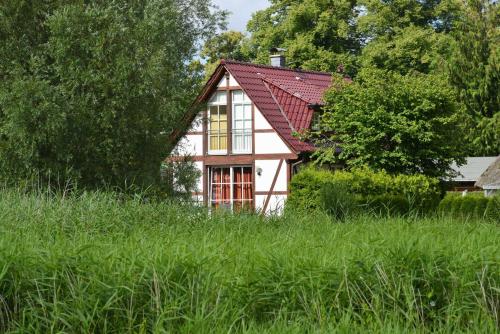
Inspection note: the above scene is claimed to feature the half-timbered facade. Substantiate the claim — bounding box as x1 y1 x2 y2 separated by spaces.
171 59 332 214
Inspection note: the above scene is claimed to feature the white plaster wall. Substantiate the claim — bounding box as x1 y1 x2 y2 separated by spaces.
255 194 286 215
173 134 203 156
217 76 226 88
228 73 239 87
255 160 287 192
255 132 292 154
254 106 273 130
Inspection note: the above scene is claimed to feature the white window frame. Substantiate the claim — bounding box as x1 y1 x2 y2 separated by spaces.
207 92 228 155
231 90 252 154
208 166 253 211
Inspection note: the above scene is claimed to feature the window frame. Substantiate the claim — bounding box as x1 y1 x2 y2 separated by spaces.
231 90 253 154
208 166 253 211
207 92 228 155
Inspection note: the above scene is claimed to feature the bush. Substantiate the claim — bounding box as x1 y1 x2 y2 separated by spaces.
319 181 358 220
363 194 410 216
484 196 500 220
286 168 334 212
287 166 441 216
438 192 499 221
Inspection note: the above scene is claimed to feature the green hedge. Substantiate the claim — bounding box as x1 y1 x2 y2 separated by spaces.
287 167 442 216
438 192 500 220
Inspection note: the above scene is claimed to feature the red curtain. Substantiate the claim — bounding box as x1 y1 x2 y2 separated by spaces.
211 168 230 208
233 167 253 211
212 167 252 210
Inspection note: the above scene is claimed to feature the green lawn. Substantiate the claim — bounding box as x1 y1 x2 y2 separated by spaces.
0 189 498 333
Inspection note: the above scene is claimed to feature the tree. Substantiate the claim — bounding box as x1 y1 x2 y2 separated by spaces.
201 30 249 78
245 0 362 75
448 0 499 155
0 0 224 188
313 68 467 177
357 0 461 75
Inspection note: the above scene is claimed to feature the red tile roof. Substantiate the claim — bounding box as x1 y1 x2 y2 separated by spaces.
221 60 333 153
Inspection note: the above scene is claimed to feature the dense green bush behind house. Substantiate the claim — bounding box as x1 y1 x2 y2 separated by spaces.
287 167 442 216
438 192 500 220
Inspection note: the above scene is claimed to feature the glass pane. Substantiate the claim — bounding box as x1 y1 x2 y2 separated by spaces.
220 120 227 131
209 106 218 116
233 135 242 151
244 105 252 118
242 167 252 182
219 105 227 116
217 91 227 103
210 120 219 131
210 135 219 150
233 105 243 120
234 120 244 129
222 168 230 182
219 135 227 150
232 90 243 102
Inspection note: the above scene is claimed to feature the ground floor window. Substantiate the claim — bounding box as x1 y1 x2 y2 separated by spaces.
209 166 253 211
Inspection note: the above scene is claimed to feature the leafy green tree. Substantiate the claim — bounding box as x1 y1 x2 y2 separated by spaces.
313 68 467 177
448 0 499 155
357 0 461 75
245 0 362 75
0 0 224 188
201 30 249 78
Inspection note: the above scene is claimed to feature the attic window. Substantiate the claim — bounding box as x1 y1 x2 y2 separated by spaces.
208 91 228 154
311 112 321 131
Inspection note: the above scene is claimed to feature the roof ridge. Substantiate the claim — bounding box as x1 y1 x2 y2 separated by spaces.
222 59 333 76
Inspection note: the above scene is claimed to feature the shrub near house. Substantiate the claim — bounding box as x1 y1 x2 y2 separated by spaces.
287 167 442 216
438 192 500 220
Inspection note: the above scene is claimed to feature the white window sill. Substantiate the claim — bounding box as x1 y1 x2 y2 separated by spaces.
207 151 227 155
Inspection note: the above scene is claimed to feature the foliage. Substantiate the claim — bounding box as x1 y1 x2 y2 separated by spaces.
245 0 362 75
0 189 498 332
315 68 467 177
357 0 462 75
287 167 442 215
472 113 500 156
360 25 453 75
319 181 358 220
448 0 500 155
201 30 249 78
0 0 224 189
438 192 500 220
161 156 201 199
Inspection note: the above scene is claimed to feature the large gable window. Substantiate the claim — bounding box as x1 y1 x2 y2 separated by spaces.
208 92 227 154
232 90 252 153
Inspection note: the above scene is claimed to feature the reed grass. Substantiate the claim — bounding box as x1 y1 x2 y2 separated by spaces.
0 189 498 333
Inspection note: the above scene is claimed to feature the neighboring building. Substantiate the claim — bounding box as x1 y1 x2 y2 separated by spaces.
449 157 498 191
475 156 500 197
170 57 332 214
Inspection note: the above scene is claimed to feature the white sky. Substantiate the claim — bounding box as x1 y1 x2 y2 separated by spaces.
212 0 270 32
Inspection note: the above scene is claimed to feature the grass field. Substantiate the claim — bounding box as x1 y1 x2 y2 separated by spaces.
0 189 498 333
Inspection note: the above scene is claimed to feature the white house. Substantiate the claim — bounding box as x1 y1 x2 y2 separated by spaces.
170 56 333 214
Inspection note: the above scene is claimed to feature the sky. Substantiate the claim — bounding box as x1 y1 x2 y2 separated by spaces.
212 0 270 32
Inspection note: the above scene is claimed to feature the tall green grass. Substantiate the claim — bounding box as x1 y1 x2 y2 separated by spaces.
0 189 498 333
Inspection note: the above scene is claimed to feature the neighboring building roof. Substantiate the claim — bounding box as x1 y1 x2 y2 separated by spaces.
450 157 498 182
475 155 500 189
195 60 334 153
